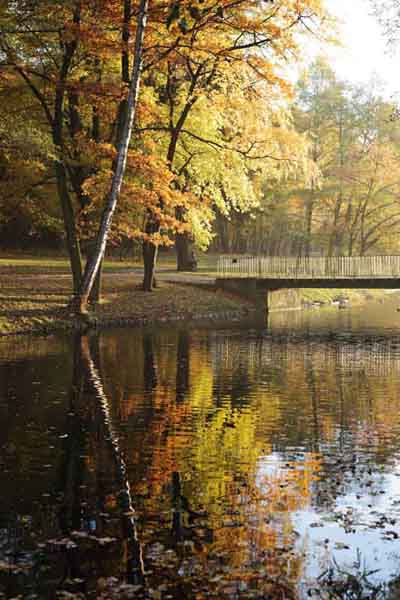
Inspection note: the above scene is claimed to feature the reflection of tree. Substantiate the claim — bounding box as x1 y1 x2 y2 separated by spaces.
8 325 400 596
143 333 157 392
170 471 210 548
52 335 88 588
59 335 85 536
305 355 320 453
176 332 190 403
79 335 145 585
106 333 313 590
334 346 346 453
45 334 145 594
46 329 400 595
192 332 400 522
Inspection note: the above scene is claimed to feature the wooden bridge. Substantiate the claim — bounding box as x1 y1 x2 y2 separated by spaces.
217 255 400 287
216 256 400 310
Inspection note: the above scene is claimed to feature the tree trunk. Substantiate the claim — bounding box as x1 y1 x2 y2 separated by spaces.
52 6 83 295
142 238 158 291
75 0 149 314
304 192 314 256
142 205 161 291
348 231 355 257
215 212 229 252
89 259 103 304
176 232 194 271
163 72 201 272
328 106 345 256
55 161 83 294
85 242 103 304
328 193 343 256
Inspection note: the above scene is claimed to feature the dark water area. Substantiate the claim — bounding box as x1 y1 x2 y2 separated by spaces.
3 295 400 598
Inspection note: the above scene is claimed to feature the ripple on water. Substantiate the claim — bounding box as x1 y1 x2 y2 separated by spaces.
1 300 400 596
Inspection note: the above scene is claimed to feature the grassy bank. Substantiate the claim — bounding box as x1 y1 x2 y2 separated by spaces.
0 263 253 337
265 286 392 312
299 287 389 306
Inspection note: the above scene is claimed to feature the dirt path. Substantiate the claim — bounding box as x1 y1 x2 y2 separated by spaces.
122 266 216 286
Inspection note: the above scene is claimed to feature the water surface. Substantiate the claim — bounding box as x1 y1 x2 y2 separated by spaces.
2 296 400 597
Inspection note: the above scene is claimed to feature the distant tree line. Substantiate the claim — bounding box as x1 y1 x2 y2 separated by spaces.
212 59 400 257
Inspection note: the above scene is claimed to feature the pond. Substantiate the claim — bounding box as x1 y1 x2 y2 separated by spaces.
2 295 400 598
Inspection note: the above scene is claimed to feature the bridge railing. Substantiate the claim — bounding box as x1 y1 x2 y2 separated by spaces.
217 255 400 279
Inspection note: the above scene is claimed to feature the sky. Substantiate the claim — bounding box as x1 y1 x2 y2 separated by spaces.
313 0 400 97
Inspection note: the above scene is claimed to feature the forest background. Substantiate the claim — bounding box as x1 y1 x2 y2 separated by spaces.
2 0 400 310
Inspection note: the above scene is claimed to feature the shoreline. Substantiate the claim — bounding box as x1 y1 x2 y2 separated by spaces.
0 267 259 337
0 263 396 338
0 308 259 339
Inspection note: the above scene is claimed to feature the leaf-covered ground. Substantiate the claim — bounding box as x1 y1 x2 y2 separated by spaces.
0 265 252 336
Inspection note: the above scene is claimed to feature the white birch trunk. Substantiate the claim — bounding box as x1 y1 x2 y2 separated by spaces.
77 0 149 312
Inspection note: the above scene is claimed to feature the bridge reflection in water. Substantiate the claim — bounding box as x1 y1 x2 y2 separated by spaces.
211 334 400 378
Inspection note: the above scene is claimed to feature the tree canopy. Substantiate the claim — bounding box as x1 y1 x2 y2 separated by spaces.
0 0 347 304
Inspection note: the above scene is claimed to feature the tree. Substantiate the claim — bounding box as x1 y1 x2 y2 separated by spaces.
137 0 331 286
1 1 157 300
210 63 400 258
370 0 400 46
1 1 137 294
76 0 149 314
1 0 333 302
339 92 400 255
0 78 61 248
1 1 84 290
295 59 347 256
294 72 400 256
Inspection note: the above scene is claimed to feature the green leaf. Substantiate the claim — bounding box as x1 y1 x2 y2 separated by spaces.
179 18 189 33
166 3 180 29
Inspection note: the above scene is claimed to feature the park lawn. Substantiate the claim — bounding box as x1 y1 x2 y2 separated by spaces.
0 251 219 273
0 256 139 273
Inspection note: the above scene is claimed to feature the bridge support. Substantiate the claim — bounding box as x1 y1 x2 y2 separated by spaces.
216 278 268 313
216 278 307 314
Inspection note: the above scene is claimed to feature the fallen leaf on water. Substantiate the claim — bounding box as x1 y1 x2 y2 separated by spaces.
334 542 350 550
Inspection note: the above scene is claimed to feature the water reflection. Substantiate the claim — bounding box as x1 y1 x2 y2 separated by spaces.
176 332 190 404
2 305 400 596
0 335 147 597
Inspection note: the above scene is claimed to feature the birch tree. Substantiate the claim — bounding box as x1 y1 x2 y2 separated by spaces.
75 0 149 314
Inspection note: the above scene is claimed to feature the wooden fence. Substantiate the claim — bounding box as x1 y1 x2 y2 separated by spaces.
217 255 400 279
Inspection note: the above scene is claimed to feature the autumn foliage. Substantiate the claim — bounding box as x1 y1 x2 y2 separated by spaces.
0 0 332 299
